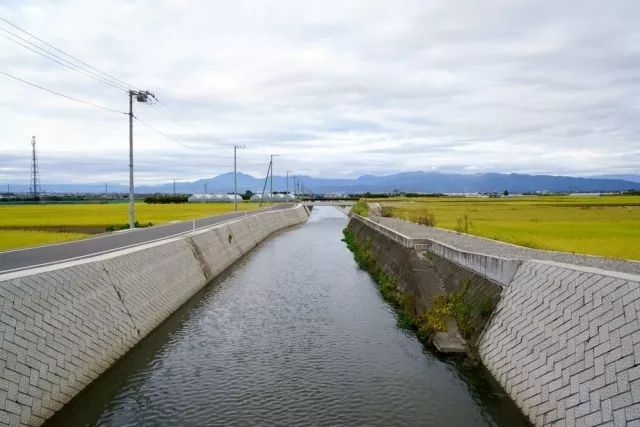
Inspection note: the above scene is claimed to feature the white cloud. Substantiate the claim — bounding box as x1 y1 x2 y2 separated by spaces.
0 0 639 185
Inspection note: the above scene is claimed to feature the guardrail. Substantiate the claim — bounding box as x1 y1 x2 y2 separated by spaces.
352 214 520 287
352 214 415 248
424 239 521 287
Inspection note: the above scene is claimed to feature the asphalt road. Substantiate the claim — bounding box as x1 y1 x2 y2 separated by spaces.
0 204 293 274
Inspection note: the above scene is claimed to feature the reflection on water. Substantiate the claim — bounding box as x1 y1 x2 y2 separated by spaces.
47 207 528 426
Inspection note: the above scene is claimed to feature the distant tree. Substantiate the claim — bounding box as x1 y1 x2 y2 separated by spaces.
503 189 509 196
242 190 254 200
144 194 188 204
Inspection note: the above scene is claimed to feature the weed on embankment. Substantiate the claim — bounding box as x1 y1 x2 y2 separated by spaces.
342 227 489 365
350 199 369 217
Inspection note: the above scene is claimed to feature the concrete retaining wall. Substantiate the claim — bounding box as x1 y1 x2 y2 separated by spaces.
352 214 640 426
480 260 640 426
354 215 415 248
423 239 522 287
352 215 520 287
348 215 504 345
0 205 309 426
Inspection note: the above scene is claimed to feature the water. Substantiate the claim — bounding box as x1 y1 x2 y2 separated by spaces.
47 207 528 426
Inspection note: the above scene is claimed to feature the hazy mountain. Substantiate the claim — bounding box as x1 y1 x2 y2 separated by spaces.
593 174 640 183
7 171 639 195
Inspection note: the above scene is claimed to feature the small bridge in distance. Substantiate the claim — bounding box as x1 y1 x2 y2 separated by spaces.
302 200 354 215
302 200 355 207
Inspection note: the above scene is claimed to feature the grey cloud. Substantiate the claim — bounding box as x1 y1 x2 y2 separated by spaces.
0 0 639 183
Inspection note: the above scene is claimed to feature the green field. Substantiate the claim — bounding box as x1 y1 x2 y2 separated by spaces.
378 196 640 261
0 202 261 251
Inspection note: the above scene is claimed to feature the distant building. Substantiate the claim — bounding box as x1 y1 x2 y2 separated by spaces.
249 193 296 202
568 192 605 197
188 193 242 203
323 193 350 199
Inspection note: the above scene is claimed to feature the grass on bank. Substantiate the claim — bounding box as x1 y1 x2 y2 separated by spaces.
350 199 369 217
0 202 261 251
378 195 640 261
342 228 488 364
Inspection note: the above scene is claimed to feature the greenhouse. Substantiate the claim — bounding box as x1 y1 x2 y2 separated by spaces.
187 193 242 203
249 193 296 202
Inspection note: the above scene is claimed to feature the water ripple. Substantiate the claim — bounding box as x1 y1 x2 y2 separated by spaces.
46 207 528 427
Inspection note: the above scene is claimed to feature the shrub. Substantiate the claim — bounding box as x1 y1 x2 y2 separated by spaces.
381 206 393 217
405 208 436 226
455 214 471 233
351 199 369 217
106 221 153 231
144 195 189 204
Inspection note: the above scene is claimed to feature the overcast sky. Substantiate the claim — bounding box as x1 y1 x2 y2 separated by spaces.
1 0 639 185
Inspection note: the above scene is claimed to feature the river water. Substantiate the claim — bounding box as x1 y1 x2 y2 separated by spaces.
47 207 528 426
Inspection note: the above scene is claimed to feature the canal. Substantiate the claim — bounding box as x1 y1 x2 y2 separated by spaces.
47 207 528 426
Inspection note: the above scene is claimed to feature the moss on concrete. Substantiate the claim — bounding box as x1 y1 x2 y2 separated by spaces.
343 226 496 363
343 228 435 342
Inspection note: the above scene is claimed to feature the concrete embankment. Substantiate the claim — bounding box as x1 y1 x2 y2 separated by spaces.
347 214 640 426
0 205 309 427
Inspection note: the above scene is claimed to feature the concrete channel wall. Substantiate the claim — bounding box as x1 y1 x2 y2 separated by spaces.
0 205 309 427
480 261 640 426
350 214 640 426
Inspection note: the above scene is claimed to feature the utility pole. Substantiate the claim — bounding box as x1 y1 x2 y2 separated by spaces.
173 179 176 195
269 154 278 206
128 89 155 229
286 170 290 195
204 182 207 193
29 136 40 200
233 145 245 211
259 159 272 207
105 183 108 196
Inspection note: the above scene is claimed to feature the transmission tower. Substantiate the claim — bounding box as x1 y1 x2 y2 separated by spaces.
29 136 41 199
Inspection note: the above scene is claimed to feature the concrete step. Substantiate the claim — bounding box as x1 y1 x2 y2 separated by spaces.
433 318 467 354
433 332 467 353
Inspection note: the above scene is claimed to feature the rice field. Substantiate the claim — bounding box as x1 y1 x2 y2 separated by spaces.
0 202 261 251
378 196 640 261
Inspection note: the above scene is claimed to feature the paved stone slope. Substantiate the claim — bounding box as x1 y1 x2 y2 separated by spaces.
480 261 640 426
369 215 640 426
0 206 309 426
378 217 640 275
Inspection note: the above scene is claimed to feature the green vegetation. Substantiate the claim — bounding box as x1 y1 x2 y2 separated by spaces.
343 227 496 364
342 229 412 321
414 279 494 341
383 206 436 226
350 199 369 217
144 195 189 204
343 229 469 340
378 195 640 260
0 202 260 250
105 221 154 232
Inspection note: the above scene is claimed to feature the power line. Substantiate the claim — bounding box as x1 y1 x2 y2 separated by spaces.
0 15 133 90
133 115 196 150
155 100 190 127
0 16 199 136
149 102 187 128
0 70 126 114
0 27 128 91
0 29 128 91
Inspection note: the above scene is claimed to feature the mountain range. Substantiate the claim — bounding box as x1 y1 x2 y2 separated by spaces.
8 171 640 195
